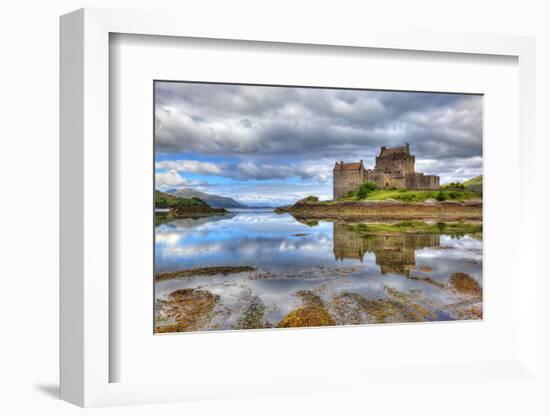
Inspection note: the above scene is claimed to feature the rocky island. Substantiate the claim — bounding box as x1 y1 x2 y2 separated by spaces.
275 194 482 222
276 145 482 223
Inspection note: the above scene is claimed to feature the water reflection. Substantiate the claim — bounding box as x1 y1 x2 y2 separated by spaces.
333 223 440 277
155 210 483 332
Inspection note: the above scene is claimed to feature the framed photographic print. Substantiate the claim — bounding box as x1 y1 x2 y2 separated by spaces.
60 7 540 408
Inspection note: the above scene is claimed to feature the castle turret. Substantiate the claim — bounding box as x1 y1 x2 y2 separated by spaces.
376 144 414 174
333 160 365 199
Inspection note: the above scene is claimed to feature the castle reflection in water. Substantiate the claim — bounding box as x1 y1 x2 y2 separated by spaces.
332 223 440 277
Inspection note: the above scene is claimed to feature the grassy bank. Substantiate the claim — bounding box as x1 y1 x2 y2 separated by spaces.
344 221 482 237
462 175 483 193
276 175 482 221
342 180 481 202
345 188 480 202
342 176 483 203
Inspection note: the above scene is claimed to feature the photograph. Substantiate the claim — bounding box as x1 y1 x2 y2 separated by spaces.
0 0 544 412
154 81 483 333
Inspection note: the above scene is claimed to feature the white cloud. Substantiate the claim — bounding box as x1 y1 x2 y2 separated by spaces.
155 169 195 190
155 160 223 175
156 169 185 185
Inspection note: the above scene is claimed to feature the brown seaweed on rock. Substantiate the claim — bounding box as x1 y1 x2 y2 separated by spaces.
445 298 483 320
384 287 436 321
458 305 483 320
330 288 436 325
441 272 483 320
155 288 219 333
331 292 370 325
276 307 335 328
276 290 335 328
450 272 482 299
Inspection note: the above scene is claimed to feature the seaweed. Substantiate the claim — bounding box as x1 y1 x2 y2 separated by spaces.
155 266 256 281
276 290 335 328
155 288 219 333
450 272 482 299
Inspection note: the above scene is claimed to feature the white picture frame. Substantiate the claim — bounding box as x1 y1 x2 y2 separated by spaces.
60 7 539 408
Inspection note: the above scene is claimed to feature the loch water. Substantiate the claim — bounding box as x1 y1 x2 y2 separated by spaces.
155 209 483 332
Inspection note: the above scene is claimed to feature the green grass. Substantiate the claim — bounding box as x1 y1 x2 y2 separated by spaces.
463 175 482 187
341 175 483 202
440 182 466 190
344 188 480 202
440 176 483 192
463 175 483 193
155 190 209 208
347 221 482 236
353 182 378 199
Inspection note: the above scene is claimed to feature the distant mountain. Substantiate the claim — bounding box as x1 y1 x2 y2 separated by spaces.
169 188 248 208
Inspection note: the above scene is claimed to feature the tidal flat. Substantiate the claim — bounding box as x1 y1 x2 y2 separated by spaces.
154 209 483 333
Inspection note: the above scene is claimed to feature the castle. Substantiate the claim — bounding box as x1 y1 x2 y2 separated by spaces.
333 143 439 199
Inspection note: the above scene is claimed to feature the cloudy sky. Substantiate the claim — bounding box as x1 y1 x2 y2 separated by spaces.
155 82 482 206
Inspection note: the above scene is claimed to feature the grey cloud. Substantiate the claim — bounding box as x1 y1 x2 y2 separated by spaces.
159 159 333 183
416 156 482 183
155 82 482 183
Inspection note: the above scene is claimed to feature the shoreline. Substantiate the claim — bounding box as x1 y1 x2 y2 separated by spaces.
274 200 482 221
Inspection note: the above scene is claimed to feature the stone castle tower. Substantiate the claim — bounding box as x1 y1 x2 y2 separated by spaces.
333 143 439 199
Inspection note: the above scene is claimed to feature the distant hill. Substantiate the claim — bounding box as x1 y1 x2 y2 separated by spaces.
463 175 482 187
169 188 247 208
155 190 227 218
155 190 210 208
441 175 482 194
463 175 483 193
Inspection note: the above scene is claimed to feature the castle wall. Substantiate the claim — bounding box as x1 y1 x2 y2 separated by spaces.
404 173 439 189
333 169 364 199
364 171 406 189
